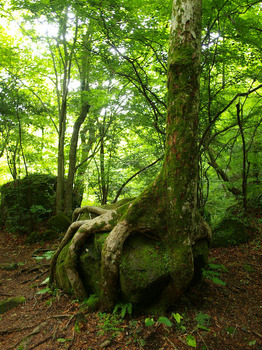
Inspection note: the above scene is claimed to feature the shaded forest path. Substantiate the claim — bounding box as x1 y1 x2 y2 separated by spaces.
0 229 261 349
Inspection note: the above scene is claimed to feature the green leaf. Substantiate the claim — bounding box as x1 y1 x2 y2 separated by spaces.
37 287 51 294
186 335 197 348
248 340 256 346
41 277 49 285
57 338 70 343
211 276 226 286
195 312 211 326
197 325 210 331
208 263 228 272
173 312 183 324
157 316 172 327
226 326 236 335
145 318 155 327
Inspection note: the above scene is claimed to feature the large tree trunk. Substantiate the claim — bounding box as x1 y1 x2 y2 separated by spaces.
50 0 211 313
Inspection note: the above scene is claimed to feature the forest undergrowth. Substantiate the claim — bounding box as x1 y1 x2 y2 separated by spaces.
0 227 261 350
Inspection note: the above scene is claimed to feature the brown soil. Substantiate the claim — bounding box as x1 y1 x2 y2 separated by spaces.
0 230 261 350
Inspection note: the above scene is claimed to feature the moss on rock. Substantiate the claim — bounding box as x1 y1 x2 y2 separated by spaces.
0 296 26 314
119 235 172 306
55 242 72 294
47 213 71 233
212 218 248 247
55 225 209 311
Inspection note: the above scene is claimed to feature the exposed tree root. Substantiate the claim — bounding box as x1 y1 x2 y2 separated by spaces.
49 207 119 296
50 190 211 311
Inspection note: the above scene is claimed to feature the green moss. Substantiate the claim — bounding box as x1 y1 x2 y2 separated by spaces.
102 197 135 210
79 237 101 296
55 242 72 294
1 174 56 234
0 296 26 314
119 235 172 305
169 45 195 66
94 233 109 252
212 218 247 247
47 213 71 233
25 229 60 243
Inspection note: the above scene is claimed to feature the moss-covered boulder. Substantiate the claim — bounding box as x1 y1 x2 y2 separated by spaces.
0 296 26 314
55 233 208 310
212 218 248 247
0 174 56 234
25 229 61 244
119 235 174 305
47 213 71 233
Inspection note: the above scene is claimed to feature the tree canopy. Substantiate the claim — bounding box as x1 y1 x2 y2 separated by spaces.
0 0 261 221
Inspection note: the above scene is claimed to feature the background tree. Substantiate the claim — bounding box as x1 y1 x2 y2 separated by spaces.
0 0 261 226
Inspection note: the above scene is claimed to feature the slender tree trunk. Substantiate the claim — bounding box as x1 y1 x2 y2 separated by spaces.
64 103 90 215
55 11 79 214
237 102 248 211
56 100 67 214
63 24 92 215
99 125 108 205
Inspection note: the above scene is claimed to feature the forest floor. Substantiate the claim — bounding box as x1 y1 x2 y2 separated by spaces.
0 229 261 350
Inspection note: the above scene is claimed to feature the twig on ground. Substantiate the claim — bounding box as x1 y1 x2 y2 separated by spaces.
0 292 13 296
0 324 37 335
67 330 76 350
22 269 48 284
64 314 75 330
51 314 73 319
165 336 179 349
27 335 52 350
7 322 47 350
52 324 59 341
197 331 209 350
253 330 262 339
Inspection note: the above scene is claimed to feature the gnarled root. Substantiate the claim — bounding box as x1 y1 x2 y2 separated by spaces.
72 205 109 222
49 208 116 293
100 219 133 310
49 220 88 288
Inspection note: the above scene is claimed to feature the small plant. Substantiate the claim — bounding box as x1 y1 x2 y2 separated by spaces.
127 320 145 347
113 302 132 318
145 317 155 327
226 325 237 336
186 334 197 348
202 259 228 286
37 277 59 297
74 321 80 333
34 250 55 261
172 312 186 331
82 294 99 311
145 316 172 327
57 338 71 343
195 312 211 331
97 312 124 337
30 205 51 220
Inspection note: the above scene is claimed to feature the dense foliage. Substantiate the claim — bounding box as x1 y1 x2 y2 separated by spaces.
0 0 261 222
